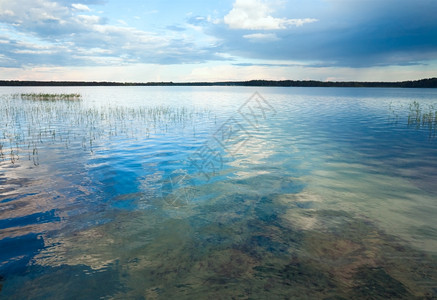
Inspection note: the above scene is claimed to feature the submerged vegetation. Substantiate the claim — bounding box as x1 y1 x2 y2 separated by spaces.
0 93 211 165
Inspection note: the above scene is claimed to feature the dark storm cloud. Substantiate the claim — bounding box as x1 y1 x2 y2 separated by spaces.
210 0 437 67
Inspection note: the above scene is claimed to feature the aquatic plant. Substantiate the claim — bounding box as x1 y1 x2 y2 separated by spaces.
17 93 82 101
389 100 437 138
407 101 437 137
0 93 212 164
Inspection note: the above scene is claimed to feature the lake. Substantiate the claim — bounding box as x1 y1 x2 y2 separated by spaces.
1 86 436 299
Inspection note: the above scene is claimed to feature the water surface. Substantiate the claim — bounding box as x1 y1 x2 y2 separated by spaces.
0 87 436 299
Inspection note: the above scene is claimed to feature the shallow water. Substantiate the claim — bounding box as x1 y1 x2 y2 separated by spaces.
0 86 436 299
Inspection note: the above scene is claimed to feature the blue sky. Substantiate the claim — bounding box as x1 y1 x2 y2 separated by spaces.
0 0 436 82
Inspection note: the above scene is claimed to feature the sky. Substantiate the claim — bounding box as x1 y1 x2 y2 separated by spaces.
0 0 437 82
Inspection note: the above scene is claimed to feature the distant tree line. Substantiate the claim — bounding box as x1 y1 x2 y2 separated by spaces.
1 78 436 88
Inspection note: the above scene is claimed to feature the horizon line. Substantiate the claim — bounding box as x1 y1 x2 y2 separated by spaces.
0 77 436 88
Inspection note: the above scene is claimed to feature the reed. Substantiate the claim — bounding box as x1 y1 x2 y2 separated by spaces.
18 93 82 101
407 101 437 138
0 93 212 164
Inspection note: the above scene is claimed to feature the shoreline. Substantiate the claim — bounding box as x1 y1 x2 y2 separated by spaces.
0 78 436 88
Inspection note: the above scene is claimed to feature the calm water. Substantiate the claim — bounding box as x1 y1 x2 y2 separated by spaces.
0 86 436 299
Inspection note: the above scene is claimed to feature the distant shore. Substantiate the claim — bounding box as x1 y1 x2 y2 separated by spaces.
1 78 436 88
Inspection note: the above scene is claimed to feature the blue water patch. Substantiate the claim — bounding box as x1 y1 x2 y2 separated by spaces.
0 210 59 230
0 192 38 204
1 263 124 299
0 234 45 276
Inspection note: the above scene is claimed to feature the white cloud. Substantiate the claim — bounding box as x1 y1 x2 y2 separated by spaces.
0 0 223 67
0 0 72 32
117 19 128 26
0 9 14 17
207 15 221 25
224 0 317 30
72 3 91 12
243 33 279 41
14 49 55 54
77 14 102 25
